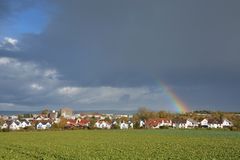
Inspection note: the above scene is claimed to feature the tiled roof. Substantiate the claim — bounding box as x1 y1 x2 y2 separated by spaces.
146 118 171 127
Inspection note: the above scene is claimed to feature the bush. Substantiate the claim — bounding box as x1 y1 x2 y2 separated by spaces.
159 126 169 129
23 126 35 131
230 127 239 131
2 128 9 132
111 124 120 129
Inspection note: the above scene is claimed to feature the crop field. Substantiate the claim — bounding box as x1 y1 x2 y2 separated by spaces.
0 130 240 160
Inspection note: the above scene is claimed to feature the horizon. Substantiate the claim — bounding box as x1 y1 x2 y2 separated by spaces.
0 108 239 114
0 1 240 112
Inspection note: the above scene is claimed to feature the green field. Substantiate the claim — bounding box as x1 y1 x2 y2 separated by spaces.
0 130 240 160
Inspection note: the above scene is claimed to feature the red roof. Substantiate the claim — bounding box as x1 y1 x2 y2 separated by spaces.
78 119 90 126
146 118 171 127
66 119 76 125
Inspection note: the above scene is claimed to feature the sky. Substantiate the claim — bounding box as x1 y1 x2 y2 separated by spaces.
0 0 239 112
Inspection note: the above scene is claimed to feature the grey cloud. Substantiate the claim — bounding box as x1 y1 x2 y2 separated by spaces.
119 94 130 103
1 1 240 111
0 57 176 111
0 57 61 107
20 0 240 87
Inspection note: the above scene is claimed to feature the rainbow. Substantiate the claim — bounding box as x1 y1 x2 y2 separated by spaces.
159 81 189 113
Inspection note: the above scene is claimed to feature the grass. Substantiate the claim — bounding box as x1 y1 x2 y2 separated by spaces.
0 129 240 159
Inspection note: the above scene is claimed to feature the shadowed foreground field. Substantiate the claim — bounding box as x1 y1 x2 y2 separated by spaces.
0 130 240 159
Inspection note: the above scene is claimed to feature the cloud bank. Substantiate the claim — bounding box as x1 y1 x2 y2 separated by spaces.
0 1 240 111
0 56 177 111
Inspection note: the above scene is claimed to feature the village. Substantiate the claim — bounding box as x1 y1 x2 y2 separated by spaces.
0 107 237 131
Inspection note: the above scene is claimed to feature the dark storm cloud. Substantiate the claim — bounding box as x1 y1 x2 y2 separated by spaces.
1 0 240 111
21 0 240 87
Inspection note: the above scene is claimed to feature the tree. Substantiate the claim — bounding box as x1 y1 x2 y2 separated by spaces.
89 118 96 129
0 118 4 126
57 117 68 129
134 107 152 121
18 114 24 120
23 114 32 118
41 109 50 115
158 111 174 119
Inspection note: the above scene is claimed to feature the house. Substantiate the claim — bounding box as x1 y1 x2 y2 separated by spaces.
221 119 233 128
36 122 43 129
0 120 32 130
145 118 172 129
45 122 52 129
36 122 52 130
200 119 208 128
1 122 8 129
185 119 198 128
79 113 87 119
95 121 100 128
21 121 31 128
92 114 102 119
178 123 186 128
172 119 186 128
129 122 133 128
49 110 58 119
120 121 128 129
9 121 21 130
208 119 221 128
9 115 18 120
76 119 90 127
74 114 81 118
35 115 49 121
95 120 112 129
100 121 111 129
65 119 77 128
23 117 34 121
139 120 145 128
104 114 114 120
115 114 132 119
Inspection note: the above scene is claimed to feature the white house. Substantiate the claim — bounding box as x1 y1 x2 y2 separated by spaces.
36 122 52 130
1 123 8 129
21 121 31 128
200 119 208 128
45 122 52 129
9 121 20 130
100 121 111 129
95 121 100 128
9 115 18 120
95 121 112 129
99 121 107 128
185 119 198 128
221 119 233 128
36 122 43 129
120 122 128 129
208 120 221 128
139 120 145 128
159 119 172 127
172 119 186 128
145 118 172 129
178 123 186 128
129 122 133 128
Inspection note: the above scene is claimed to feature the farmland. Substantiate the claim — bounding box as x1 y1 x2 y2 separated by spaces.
0 130 240 160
